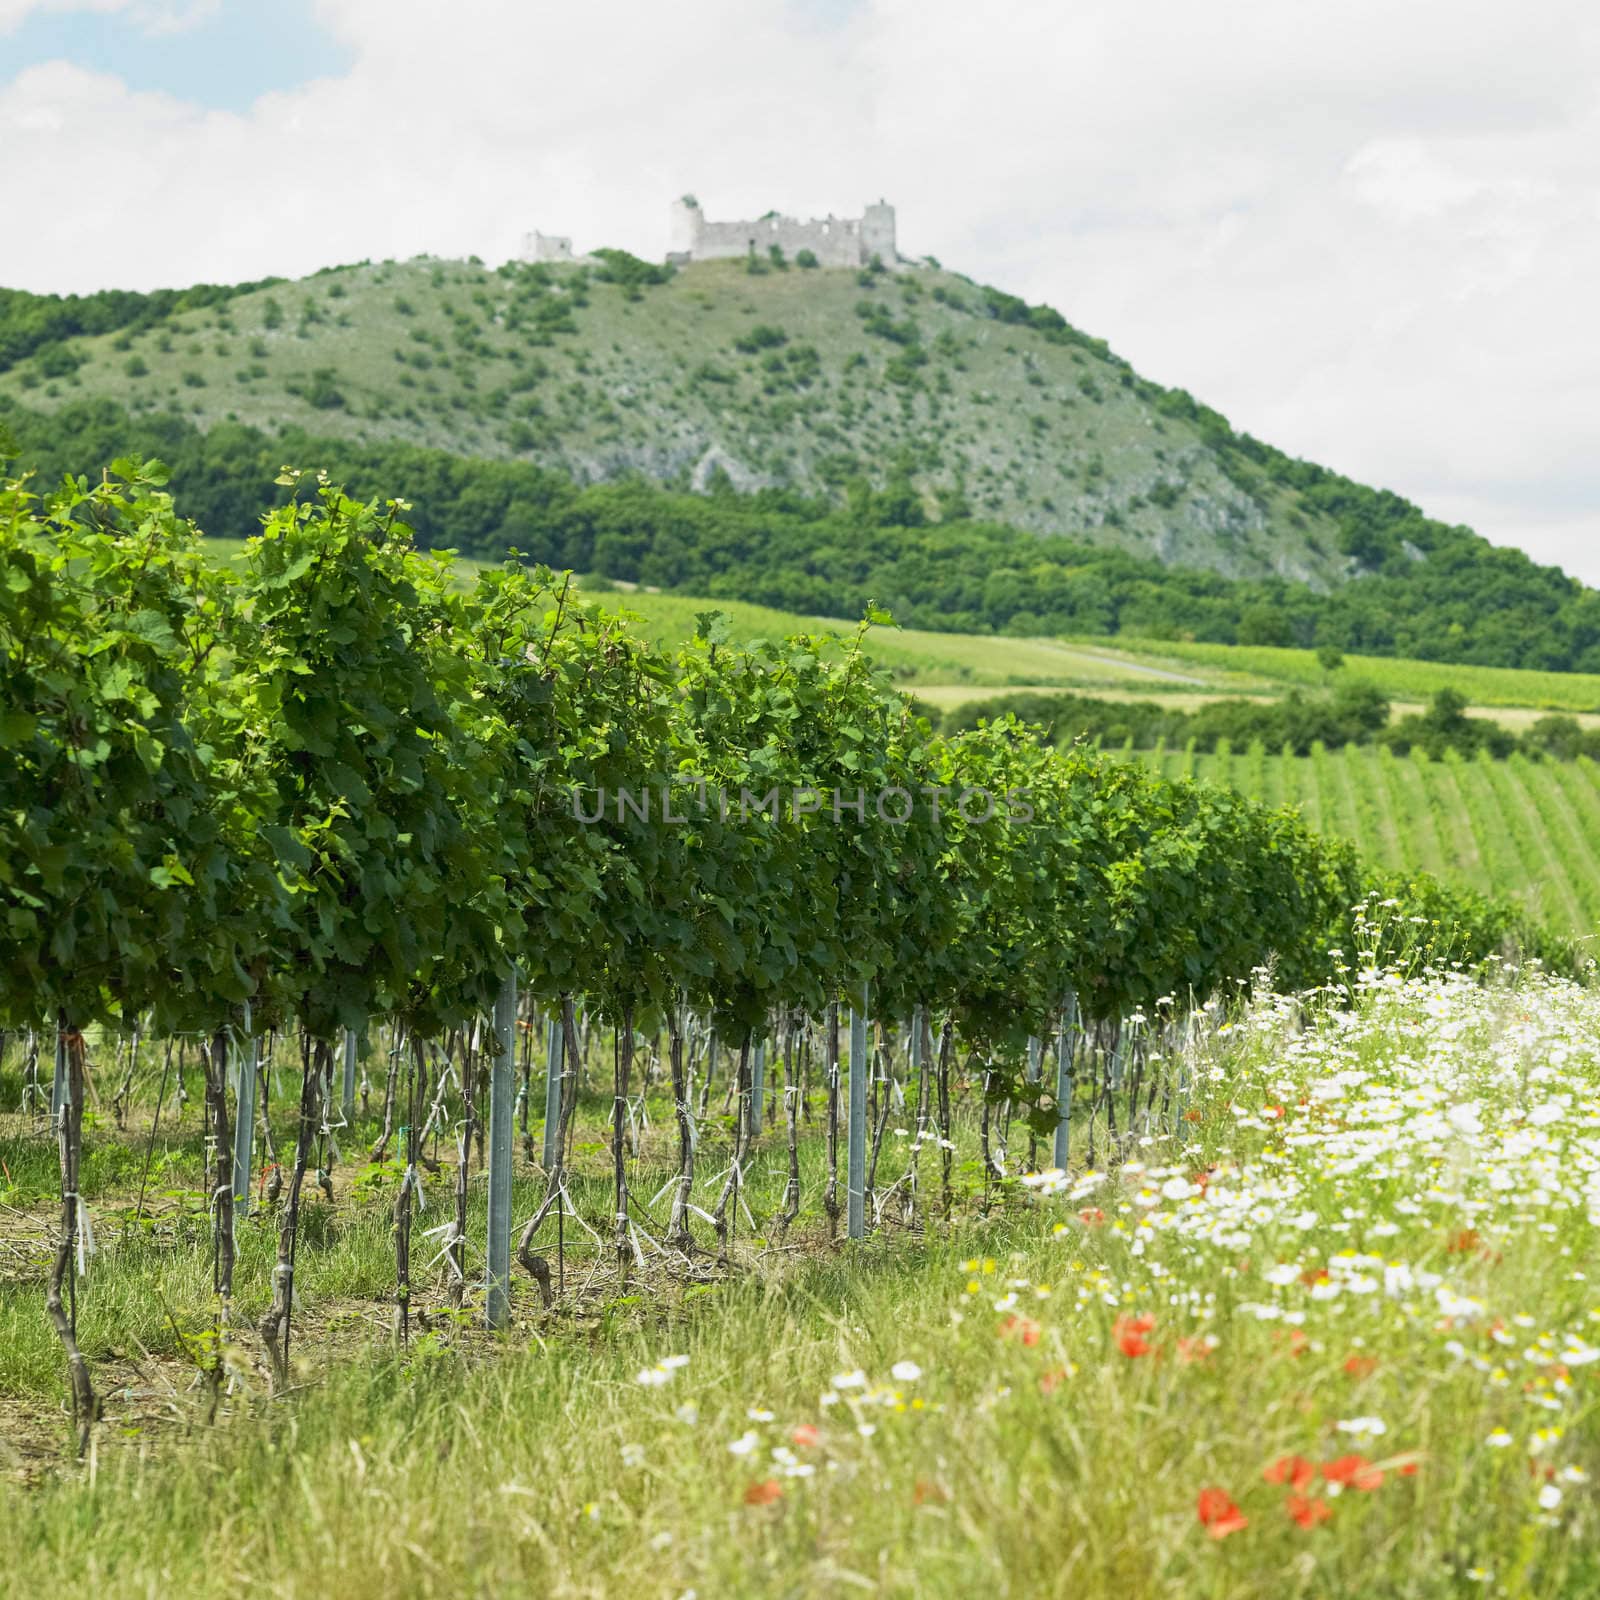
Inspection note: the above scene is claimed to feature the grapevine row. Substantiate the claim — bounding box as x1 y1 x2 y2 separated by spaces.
0 464 1572 1444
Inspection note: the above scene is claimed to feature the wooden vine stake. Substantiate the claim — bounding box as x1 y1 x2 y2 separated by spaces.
611 1008 635 1279
200 1024 236 1418
778 1016 802 1236
393 1040 421 1342
45 1021 99 1454
711 1036 753 1262
50 1028 66 1120
902 1005 929 1225
204 1028 236 1301
515 995 580 1307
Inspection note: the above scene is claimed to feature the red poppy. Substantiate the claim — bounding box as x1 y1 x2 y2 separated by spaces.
1039 1366 1070 1393
743 1479 783 1506
1322 1455 1383 1491
1176 1336 1213 1365
1183 1108 1203 1122
1000 1315 1041 1347
1263 1454 1315 1491
791 1424 819 1448
1263 1105 1284 1120
1196 1487 1248 1540
1447 1228 1482 1254
1078 1207 1106 1226
1285 1493 1331 1529
1343 1354 1379 1378
1114 1313 1155 1358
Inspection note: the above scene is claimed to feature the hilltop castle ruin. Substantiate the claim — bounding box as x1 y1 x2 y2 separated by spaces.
667 196 897 268
519 198 899 269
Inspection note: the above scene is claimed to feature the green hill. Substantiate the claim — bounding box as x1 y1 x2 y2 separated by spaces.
1 256 1338 584
6 252 1600 671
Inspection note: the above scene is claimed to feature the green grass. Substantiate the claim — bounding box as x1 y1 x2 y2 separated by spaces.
197 537 1240 692
4 972 1598 1596
199 530 1600 723
1133 742 1600 941
1125 637 1600 714
596 590 1191 688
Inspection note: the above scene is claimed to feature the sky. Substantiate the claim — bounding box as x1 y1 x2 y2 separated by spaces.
2 0 1597 581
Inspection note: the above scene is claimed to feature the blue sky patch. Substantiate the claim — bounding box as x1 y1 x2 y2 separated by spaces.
4 1 353 112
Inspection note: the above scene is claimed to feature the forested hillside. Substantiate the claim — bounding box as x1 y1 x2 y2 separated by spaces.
4 252 1599 668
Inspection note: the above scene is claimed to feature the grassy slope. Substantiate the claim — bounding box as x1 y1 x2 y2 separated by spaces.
206 535 1205 689
1128 637 1600 713
4 975 1598 1597
7 255 1345 583
207 533 1600 711
541 582 1600 714
604 590 1600 713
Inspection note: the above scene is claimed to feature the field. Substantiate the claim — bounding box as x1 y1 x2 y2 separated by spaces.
199 537 1267 691
193 534 1600 725
4 968 1598 1597
1124 742 1600 944
1117 637 1600 714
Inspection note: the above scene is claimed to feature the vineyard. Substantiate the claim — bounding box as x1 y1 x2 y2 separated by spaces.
1 465 1591 1595
1129 742 1600 941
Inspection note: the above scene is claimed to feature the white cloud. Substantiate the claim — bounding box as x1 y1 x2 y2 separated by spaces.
1 0 1598 578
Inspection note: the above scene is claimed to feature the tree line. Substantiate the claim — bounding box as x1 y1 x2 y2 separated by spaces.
5 398 1600 672
934 683 1600 764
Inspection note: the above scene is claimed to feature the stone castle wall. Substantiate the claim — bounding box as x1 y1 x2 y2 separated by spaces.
519 230 595 265
669 199 897 267
520 201 898 269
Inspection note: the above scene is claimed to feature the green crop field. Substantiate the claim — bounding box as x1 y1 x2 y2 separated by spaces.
198 530 1600 717
1127 741 1600 944
199 537 1249 692
1119 637 1600 714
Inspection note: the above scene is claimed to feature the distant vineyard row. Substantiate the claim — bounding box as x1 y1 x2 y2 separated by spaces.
1122 741 1600 941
